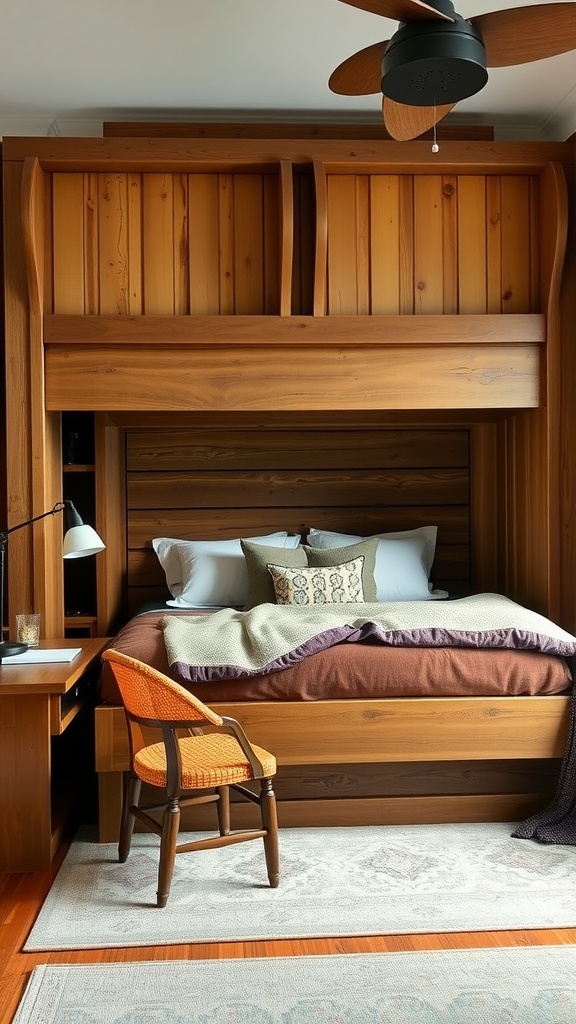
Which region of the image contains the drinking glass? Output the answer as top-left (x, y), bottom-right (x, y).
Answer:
top-left (16, 613), bottom-right (41, 647)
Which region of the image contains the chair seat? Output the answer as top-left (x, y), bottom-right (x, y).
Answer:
top-left (134, 731), bottom-right (277, 789)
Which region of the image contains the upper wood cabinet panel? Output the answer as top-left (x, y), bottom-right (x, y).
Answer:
top-left (49, 166), bottom-right (293, 316)
top-left (315, 169), bottom-right (540, 316)
top-left (45, 161), bottom-right (559, 321)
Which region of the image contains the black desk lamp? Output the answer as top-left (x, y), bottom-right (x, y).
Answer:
top-left (0, 500), bottom-right (106, 660)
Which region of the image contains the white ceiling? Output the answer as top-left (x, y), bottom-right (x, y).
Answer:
top-left (2, 0), bottom-right (576, 140)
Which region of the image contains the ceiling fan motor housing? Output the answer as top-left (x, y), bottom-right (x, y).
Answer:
top-left (382, 14), bottom-right (488, 106)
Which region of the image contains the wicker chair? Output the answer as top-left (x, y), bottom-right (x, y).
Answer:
top-left (101, 649), bottom-right (279, 907)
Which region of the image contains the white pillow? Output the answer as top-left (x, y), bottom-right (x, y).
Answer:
top-left (305, 526), bottom-right (447, 601)
top-left (153, 533), bottom-right (301, 608)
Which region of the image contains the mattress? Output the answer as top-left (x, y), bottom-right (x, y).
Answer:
top-left (98, 609), bottom-right (573, 705)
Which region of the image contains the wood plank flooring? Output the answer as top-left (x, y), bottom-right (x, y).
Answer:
top-left (2, 840), bottom-right (576, 1024)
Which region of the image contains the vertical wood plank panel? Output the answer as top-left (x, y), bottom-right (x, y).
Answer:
top-left (95, 414), bottom-right (126, 635)
top-left (188, 174), bottom-right (220, 314)
top-left (442, 175), bottom-right (458, 315)
top-left (525, 409), bottom-right (549, 610)
top-left (529, 176), bottom-right (540, 313)
top-left (496, 417), bottom-right (509, 595)
top-left (142, 173), bottom-right (175, 314)
top-left (370, 175), bottom-right (400, 314)
top-left (507, 409), bottom-right (550, 614)
top-left (173, 173), bottom-right (189, 315)
top-left (52, 174), bottom-right (84, 313)
top-left (41, 412), bottom-right (65, 637)
top-left (356, 175), bottom-right (370, 315)
top-left (43, 173), bottom-right (54, 314)
top-left (20, 161), bottom-right (64, 637)
top-left (558, 169), bottom-right (576, 631)
top-left (399, 176), bottom-right (414, 314)
top-left (292, 172), bottom-right (315, 316)
top-left (413, 176), bottom-right (444, 313)
top-left (299, 173), bottom-right (315, 316)
top-left (470, 422), bottom-right (498, 592)
top-left (501, 176), bottom-right (531, 314)
top-left (83, 173), bottom-right (99, 315)
top-left (5, 161), bottom-right (34, 629)
top-left (505, 413), bottom-right (518, 597)
top-left (233, 174), bottom-right (264, 314)
top-left (313, 162), bottom-right (328, 316)
top-left (98, 173), bottom-right (129, 315)
top-left (486, 176), bottom-right (502, 313)
top-left (327, 175), bottom-right (358, 314)
top-left (218, 173), bottom-right (235, 315)
top-left (291, 173), bottom-right (304, 315)
top-left (127, 173), bottom-right (143, 315)
top-left (457, 176), bottom-right (487, 313)
top-left (263, 173), bottom-right (280, 314)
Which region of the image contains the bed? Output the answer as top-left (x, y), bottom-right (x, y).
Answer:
top-left (2, 135), bottom-right (574, 847)
top-left (94, 527), bottom-right (575, 842)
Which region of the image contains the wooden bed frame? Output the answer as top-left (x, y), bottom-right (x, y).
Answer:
top-left (92, 416), bottom-right (570, 840)
top-left (3, 131), bottom-right (576, 841)
top-left (95, 692), bottom-right (571, 840)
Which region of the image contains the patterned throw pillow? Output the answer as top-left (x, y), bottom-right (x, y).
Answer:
top-left (267, 557), bottom-right (366, 605)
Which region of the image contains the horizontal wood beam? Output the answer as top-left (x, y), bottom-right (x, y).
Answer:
top-left (2, 137), bottom-right (571, 173)
top-left (95, 696), bottom-right (570, 772)
top-left (44, 313), bottom-right (545, 346)
top-left (175, 792), bottom-right (549, 829)
top-left (45, 343), bottom-right (541, 411)
top-left (102, 120), bottom-right (496, 142)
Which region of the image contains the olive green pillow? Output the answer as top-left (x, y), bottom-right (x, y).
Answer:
top-left (241, 541), bottom-right (307, 608)
top-left (241, 536), bottom-right (378, 608)
top-left (304, 539), bottom-right (378, 603)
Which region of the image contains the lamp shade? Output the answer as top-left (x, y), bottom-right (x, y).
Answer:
top-left (63, 523), bottom-right (106, 559)
top-left (0, 499), bottom-right (106, 661)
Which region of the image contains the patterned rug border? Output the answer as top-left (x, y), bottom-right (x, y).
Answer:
top-left (13, 946), bottom-right (576, 1024)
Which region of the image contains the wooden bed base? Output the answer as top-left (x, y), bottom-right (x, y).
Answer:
top-left (95, 693), bottom-right (571, 842)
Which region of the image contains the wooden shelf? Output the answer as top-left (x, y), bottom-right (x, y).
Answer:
top-left (65, 615), bottom-right (98, 638)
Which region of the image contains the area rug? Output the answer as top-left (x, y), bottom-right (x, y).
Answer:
top-left (24, 822), bottom-right (576, 951)
top-left (13, 946), bottom-right (576, 1023)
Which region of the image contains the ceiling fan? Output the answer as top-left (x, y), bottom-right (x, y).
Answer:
top-left (328, 0), bottom-right (576, 140)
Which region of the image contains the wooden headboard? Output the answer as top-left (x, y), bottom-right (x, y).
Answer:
top-left (100, 410), bottom-right (502, 620)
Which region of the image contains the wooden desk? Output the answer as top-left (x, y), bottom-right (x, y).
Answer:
top-left (0, 638), bottom-right (109, 872)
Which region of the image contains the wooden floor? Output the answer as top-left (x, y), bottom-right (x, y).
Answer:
top-left (2, 840), bottom-right (576, 1024)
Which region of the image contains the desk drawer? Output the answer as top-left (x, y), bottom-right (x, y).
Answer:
top-left (50, 663), bottom-right (100, 735)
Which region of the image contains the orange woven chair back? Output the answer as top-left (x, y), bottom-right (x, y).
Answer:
top-left (101, 649), bottom-right (223, 726)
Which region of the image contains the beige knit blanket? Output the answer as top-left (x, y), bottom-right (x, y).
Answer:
top-left (162, 593), bottom-right (576, 683)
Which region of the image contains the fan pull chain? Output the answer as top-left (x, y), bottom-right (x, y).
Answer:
top-left (432, 106), bottom-right (439, 154)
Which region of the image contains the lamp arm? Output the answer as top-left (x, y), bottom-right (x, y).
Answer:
top-left (0, 501), bottom-right (67, 546)
top-left (0, 502), bottom-right (67, 643)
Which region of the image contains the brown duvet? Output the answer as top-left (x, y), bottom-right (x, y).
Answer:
top-left (98, 609), bottom-right (573, 705)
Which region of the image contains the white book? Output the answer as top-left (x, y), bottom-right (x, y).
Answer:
top-left (1, 647), bottom-right (83, 665)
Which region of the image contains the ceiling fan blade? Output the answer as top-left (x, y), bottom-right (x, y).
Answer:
top-left (329, 41), bottom-right (389, 95)
top-left (337, 0), bottom-right (453, 22)
top-left (383, 96), bottom-right (456, 140)
top-left (471, 3), bottom-right (576, 67)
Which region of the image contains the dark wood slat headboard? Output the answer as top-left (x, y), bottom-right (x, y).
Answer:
top-left (124, 423), bottom-right (478, 615)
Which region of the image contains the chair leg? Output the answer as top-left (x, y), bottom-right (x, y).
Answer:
top-left (259, 777), bottom-right (280, 888)
top-left (118, 772), bottom-right (141, 863)
top-left (156, 799), bottom-right (180, 908)
top-left (216, 785), bottom-right (231, 835)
